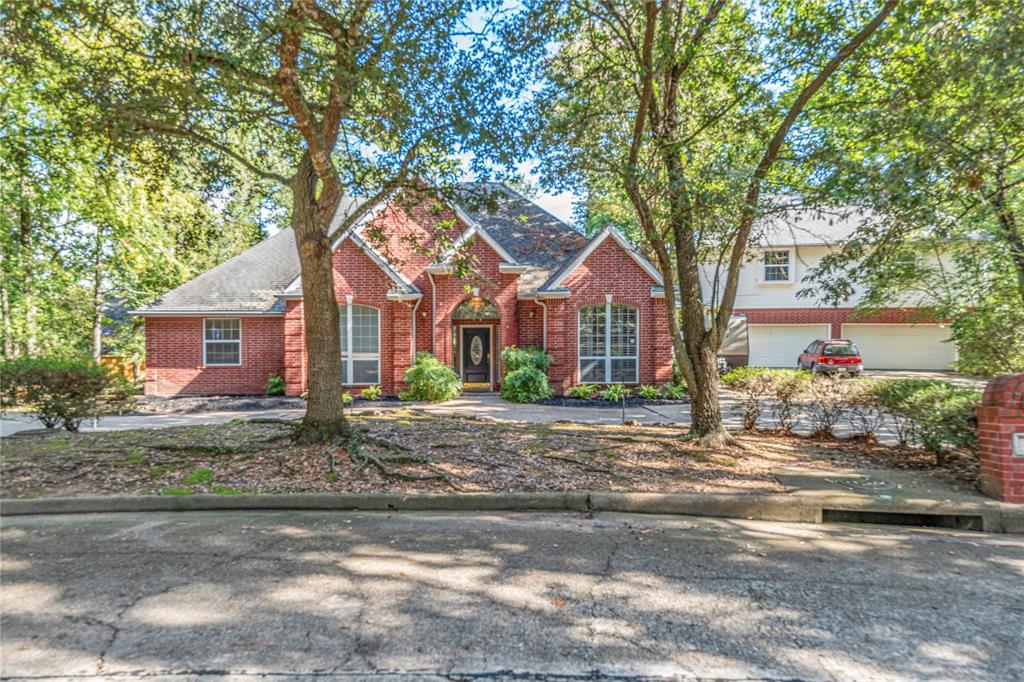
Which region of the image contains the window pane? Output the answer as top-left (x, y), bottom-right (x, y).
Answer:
top-left (351, 305), bottom-right (379, 353)
top-left (352, 358), bottom-right (379, 384)
top-left (338, 306), bottom-right (348, 353)
top-left (578, 305), bottom-right (605, 357)
top-left (580, 359), bottom-right (605, 383)
top-left (611, 358), bottom-right (637, 383)
top-left (763, 251), bottom-right (790, 281)
top-left (609, 305), bottom-right (637, 356)
top-left (205, 319), bottom-right (240, 341)
top-left (205, 342), bottom-right (240, 365)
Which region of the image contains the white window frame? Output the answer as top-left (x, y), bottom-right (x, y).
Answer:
top-left (203, 318), bottom-right (242, 366)
top-left (761, 249), bottom-right (794, 284)
top-left (578, 302), bottom-right (639, 384)
top-left (340, 303), bottom-right (381, 385)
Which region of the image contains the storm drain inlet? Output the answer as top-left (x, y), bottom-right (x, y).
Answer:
top-left (822, 509), bottom-right (985, 531)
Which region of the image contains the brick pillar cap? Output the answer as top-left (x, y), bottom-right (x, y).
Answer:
top-left (982, 373), bottom-right (1024, 409)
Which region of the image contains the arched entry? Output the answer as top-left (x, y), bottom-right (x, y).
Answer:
top-left (453, 296), bottom-right (499, 390)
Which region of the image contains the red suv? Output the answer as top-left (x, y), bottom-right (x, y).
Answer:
top-left (797, 339), bottom-right (863, 375)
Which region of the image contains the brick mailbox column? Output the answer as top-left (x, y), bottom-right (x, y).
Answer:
top-left (977, 373), bottom-right (1024, 503)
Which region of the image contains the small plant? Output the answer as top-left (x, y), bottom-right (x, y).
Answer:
top-left (212, 485), bottom-right (246, 495)
top-left (160, 487), bottom-right (194, 496)
top-left (600, 384), bottom-right (629, 401)
top-left (661, 383), bottom-right (687, 400)
top-left (400, 352), bottom-right (462, 402)
top-left (768, 370), bottom-right (810, 433)
top-left (300, 389), bottom-right (309, 400)
top-left (265, 374), bottom-right (285, 396)
top-left (342, 391), bottom-right (354, 406)
top-left (501, 346), bottom-right (553, 374)
top-left (361, 384), bottom-right (382, 401)
top-left (721, 367), bottom-right (773, 430)
top-left (804, 375), bottom-right (851, 438)
top-left (636, 385), bottom-right (661, 400)
top-left (567, 384), bottom-right (599, 399)
top-left (501, 367), bottom-right (554, 403)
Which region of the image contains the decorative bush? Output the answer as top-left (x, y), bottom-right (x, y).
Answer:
top-left (803, 375), bottom-right (853, 438)
top-left (721, 367), bottom-right (809, 432)
top-left (342, 391), bottom-right (354, 406)
top-left (600, 384), bottom-right (629, 402)
top-left (400, 352), bottom-right (462, 402)
top-left (870, 379), bottom-right (981, 461)
top-left (501, 366), bottom-right (554, 403)
top-left (660, 383), bottom-right (686, 400)
top-left (0, 357), bottom-right (135, 431)
top-left (720, 367), bottom-right (775, 430)
top-left (501, 346), bottom-right (553, 374)
top-left (567, 384), bottom-right (600, 399)
top-left (636, 384), bottom-right (661, 399)
top-left (767, 370), bottom-right (810, 433)
top-left (265, 374), bottom-right (285, 396)
top-left (361, 384), bottom-right (382, 401)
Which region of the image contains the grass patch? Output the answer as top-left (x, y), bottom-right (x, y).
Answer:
top-left (183, 468), bottom-right (214, 485)
top-left (212, 485), bottom-right (247, 495)
top-left (160, 487), bottom-right (194, 496)
top-left (148, 465), bottom-right (174, 478)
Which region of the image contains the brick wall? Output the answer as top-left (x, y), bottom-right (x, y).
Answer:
top-left (144, 316), bottom-right (284, 396)
top-left (516, 300), bottom-right (545, 349)
top-left (977, 373), bottom-right (1024, 504)
top-left (737, 307), bottom-right (939, 338)
top-left (546, 238), bottom-right (672, 393)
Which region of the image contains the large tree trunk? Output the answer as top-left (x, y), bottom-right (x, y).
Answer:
top-left (290, 155), bottom-right (351, 443)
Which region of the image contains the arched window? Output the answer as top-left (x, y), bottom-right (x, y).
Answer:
top-left (453, 297), bottom-right (500, 320)
top-left (578, 303), bottom-right (638, 384)
top-left (339, 304), bottom-right (380, 384)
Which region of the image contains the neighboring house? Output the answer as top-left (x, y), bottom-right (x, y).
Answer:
top-left (135, 184), bottom-right (674, 397)
top-left (703, 206), bottom-right (958, 370)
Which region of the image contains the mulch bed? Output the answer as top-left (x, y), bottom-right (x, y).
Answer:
top-left (0, 410), bottom-right (978, 499)
top-left (132, 395), bottom-right (405, 415)
top-left (538, 396), bottom-right (689, 408)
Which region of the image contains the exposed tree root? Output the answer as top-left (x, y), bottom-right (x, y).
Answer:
top-left (247, 417), bottom-right (303, 426)
top-left (681, 429), bottom-right (747, 450)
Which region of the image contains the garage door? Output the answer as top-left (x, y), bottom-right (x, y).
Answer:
top-left (748, 324), bottom-right (831, 368)
top-left (841, 324), bottom-right (957, 370)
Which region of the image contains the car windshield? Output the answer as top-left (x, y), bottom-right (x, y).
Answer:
top-left (823, 343), bottom-right (859, 357)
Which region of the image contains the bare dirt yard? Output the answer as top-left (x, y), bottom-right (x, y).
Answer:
top-left (0, 409), bottom-right (977, 498)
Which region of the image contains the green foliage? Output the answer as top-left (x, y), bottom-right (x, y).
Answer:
top-left (567, 384), bottom-right (600, 399)
top-left (870, 379), bottom-right (981, 456)
top-left (265, 375), bottom-right (285, 396)
top-left (949, 301), bottom-right (1024, 376)
top-left (501, 346), bottom-right (553, 374)
top-left (0, 357), bottom-right (134, 431)
top-left (721, 367), bottom-right (810, 431)
top-left (600, 384), bottom-right (629, 402)
top-left (400, 352), bottom-right (462, 403)
top-left (361, 384), bottom-right (382, 401)
top-left (501, 367), bottom-right (554, 403)
top-left (636, 385), bottom-right (661, 399)
top-left (661, 383), bottom-right (687, 400)
top-left (342, 392), bottom-right (354, 406)
top-left (183, 468), bottom-right (214, 485)
top-left (160, 487), bottom-right (194, 496)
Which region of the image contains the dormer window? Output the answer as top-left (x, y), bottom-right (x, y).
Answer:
top-left (762, 250), bottom-right (792, 282)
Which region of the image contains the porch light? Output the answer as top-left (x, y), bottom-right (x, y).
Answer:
top-left (470, 287), bottom-right (483, 310)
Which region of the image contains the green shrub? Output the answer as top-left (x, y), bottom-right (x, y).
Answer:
top-left (501, 367), bottom-right (554, 403)
top-left (600, 384), bottom-right (629, 401)
top-left (342, 391), bottom-right (354, 406)
top-left (265, 374), bottom-right (285, 395)
top-left (661, 383), bottom-right (687, 400)
top-left (567, 384), bottom-right (599, 399)
top-left (0, 357), bottom-right (134, 431)
top-left (400, 352), bottom-right (462, 402)
top-left (636, 385), bottom-right (661, 400)
top-left (721, 367), bottom-right (809, 431)
top-left (361, 384), bottom-right (382, 401)
top-left (501, 346), bottom-right (553, 374)
top-left (870, 379), bottom-right (981, 458)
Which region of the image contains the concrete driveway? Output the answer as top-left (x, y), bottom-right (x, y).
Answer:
top-left (2, 510), bottom-right (1022, 680)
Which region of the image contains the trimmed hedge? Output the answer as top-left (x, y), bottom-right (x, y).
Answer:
top-left (501, 366), bottom-right (554, 403)
top-left (0, 357), bottom-right (135, 431)
top-left (501, 346), bottom-right (552, 374)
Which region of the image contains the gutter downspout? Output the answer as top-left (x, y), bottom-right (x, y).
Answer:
top-left (535, 298), bottom-right (548, 352)
top-left (426, 271), bottom-right (437, 355)
top-left (409, 297), bottom-right (422, 364)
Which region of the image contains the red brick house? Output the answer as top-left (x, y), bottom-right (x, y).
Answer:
top-left (136, 185), bottom-right (674, 397)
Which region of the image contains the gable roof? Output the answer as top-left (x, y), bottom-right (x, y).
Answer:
top-left (540, 226), bottom-right (663, 293)
top-left (754, 203), bottom-right (882, 248)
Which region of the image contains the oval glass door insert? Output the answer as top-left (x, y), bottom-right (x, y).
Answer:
top-left (470, 335), bottom-right (484, 365)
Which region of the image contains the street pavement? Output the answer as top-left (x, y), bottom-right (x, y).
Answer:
top-left (2, 510), bottom-right (1022, 680)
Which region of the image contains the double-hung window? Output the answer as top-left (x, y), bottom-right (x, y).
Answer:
top-left (578, 303), bottom-right (638, 384)
top-left (762, 250), bottom-right (792, 282)
top-left (204, 319), bottom-right (241, 365)
top-left (340, 303), bottom-right (380, 384)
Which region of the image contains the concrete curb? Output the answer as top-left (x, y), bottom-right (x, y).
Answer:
top-left (3, 492), bottom-right (1022, 533)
